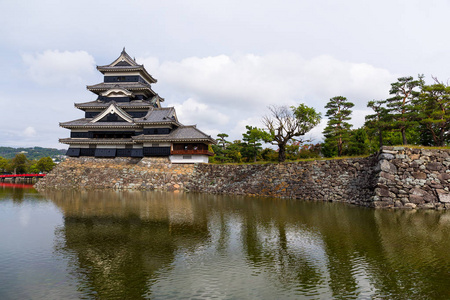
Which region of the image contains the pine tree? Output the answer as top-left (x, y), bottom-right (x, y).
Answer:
top-left (365, 100), bottom-right (389, 148)
top-left (416, 78), bottom-right (450, 146)
top-left (322, 96), bottom-right (354, 157)
top-left (385, 76), bottom-right (423, 145)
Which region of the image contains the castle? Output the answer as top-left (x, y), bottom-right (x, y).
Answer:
top-left (60, 49), bottom-right (215, 163)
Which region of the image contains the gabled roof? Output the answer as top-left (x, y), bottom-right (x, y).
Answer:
top-left (101, 87), bottom-right (133, 97)
top-left (105, 48), bottom-right (139, 67)
top-left (96, 48), bottom-right (157, 83)
top-left (91, 102), bottom-right (134, 123)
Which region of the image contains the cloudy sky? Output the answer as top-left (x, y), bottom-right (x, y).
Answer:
top-left (1, 0), bottom-right (450, 149)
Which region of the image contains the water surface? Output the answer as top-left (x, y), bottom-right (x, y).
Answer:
top-left (1, 184), bottom-right (450, 299)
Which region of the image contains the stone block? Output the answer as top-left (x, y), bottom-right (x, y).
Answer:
top-left (419, 203), bottom-right (435, 209)
top-left (375, 187), bottom-right (391, 197)
top-left (438, 173), bottom-right (450, 181)
top-left (379, 153), bottom-right (395, 160)
top-left (438, 193), bottom-right (450, 203)
top-left (412, 172), bottom-right (427, 180)
top-left (379, 160), bottom-right (398, 174)
top-left (421, 150), bottom-right (433, 156)
top-left (427, 162), bottom-right (442, 171)
top-left (379, 171), bottom-right (395, 181)
top-left (409, 194), bottom-right (423, 204)
top-left (410, 187), bottom-right (426, 196)
top-left (410, 154), bottom-right (420, 160)
top-left (382, 149), bottom-right (397, 154)
top-left (404, 203), bottom-right (417, 209)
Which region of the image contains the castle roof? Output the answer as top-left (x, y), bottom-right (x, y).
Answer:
top-left (59, 138), bottom-right (135, 145)
top-left (60, 118), bottom-right (141, 129)
top-left (133, 126), bottom-right (216, 143)
top-left (91, 102), bottom-right (134, 123)
top-left (135, 107), bottom-right (179, 124)
top-left (96, 48), bottom-right (157, 83)
top-left (86, 82), bottom-right (157, 96)
top-left (74, 100), bottom-right (155, 110)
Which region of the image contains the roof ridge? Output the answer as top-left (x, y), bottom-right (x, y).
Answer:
top-left (97, 48), bottom-right (140, 68)
top-left (90, 102), bottom-right (134, 123)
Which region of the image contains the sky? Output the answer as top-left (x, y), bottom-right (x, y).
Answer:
top-left (1, 0), bottom-right (450, 149)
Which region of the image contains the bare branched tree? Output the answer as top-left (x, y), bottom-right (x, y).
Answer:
top-left (262, 104), bottom-right (321, 162)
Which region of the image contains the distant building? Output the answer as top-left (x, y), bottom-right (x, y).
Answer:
top-left (60, 49), bottom-right (215, 163)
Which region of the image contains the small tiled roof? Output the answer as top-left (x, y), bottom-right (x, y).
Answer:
top-left (60, 118), bottom-right (141, 129)
top-left (135, 107), bottom-right (178, 124)
top-left (87, 82), bottom-right (156, 96)
top-left (59, 138), bottom-right (135, 145)
top-left (75, 100), bottom-right (154, 109)
top-left (133, 126), bottom-right (216, 144)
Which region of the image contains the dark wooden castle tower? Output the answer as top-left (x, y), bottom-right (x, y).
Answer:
top-left (60, 49), bottom-right (215, 163)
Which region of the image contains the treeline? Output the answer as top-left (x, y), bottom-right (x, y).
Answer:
top-left (212, 75), bottom-right (450, 163)
top-left (0, 147), bottom-right (66, 160)
top-left (0, 154), bottom-right (56, 174)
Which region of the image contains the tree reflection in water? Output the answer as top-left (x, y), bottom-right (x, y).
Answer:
top-left (39, 190), bottom-right (450, 299)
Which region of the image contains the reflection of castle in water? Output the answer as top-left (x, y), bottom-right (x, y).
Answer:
top-left (48, 190), bottom-right (210, 299)
top-left (42, 190), bottom-right (450, 299)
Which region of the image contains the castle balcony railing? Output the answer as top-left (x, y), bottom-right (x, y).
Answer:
top-left (171, 150), bottom-right (214, 156)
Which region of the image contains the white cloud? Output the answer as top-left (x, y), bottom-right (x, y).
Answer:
top-left (22, 127), bottom-right (37, 137)
top-left (141, 52), bottom-right (396, 141)
top-left (22, 50), bottom-right (96, 86)
top-left (173, 98), bottom-right (229, 126)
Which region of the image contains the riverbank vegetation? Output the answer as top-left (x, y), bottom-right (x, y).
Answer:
top-left (211, 75), bottom-right (450, 163)
top-left (0, 153), bottom-right (56, 174)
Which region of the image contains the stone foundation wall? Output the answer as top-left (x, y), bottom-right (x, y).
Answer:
top-left (373, 146), bottom-right (450, 209)
top-left (187, 156), bottom-right (378, 207)
top-left (35, 147), bottom-right (450, 209)
top-left (35, 157), bottom-right (195, 191)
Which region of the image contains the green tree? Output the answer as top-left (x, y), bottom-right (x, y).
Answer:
top-left (262, 104), bottom-right (321, 162)
top-left (385, 75), bottom-right (424, 145)
top-left (36, 157), bottom-right (56, 173)
top-left (241, 126), bottom-right (271, 162)
top-left (216, 133), bottom-right (230, 149)
top-left (322, 96), bottom-right (354, 157)
top-left (260, 148), bottom-right (278, 162)
top-left (224, 141), bottom-right (242, 163)
top-left (365, 100), bottom-right (389, 148)
top-left (416, 78), bottom-right (450, 146)
top-left (347, 128), bottom-right (370, 156)
top-left (11, 153), bottom-right (29, 174)
top-left (0, 157), bottom-right (8, 173)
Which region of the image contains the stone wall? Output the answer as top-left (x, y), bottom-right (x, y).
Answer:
top-left (35, 147), bottom-right (450, 209)
top-left (35, 157), bottom-right (195, 191)
top-left (373, 146), bottom-right (450, 209)
top-left (187, 156), bottom-right (378, 207)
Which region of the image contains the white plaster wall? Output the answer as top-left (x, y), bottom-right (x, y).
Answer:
top-left (169, 155), bottom-right (208, 164)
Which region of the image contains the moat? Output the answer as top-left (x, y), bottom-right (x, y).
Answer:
top-left (1, 184), bottom-right (450, 299)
